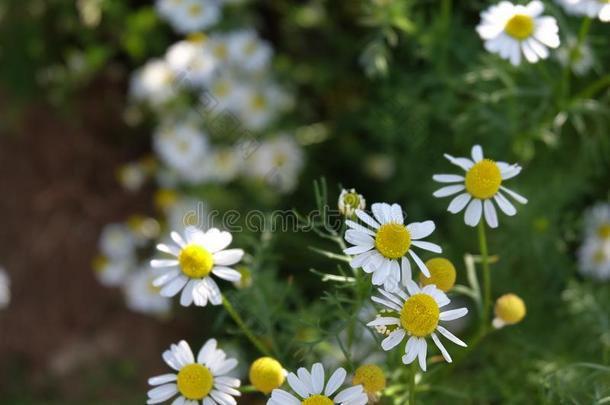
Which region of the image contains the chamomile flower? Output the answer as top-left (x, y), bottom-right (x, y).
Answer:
top-left (99, 223), bottom-right (136, 261)
top-left (153, 123), bottom-right (210, 177)
top-left (116, 162), bottom-right (147, 192)
top-left (0, 267), bottom-right (10, 309)
top-left (151, 226), bottom-right (244, 307)
top-left (493, 293), bottom-right (527, 328)
top-left (433, 145), bottom-right (527, 228)
top-left (155, 0), bottom-right (185, 21)
top-left (583, 203), bottom-right (610, 241)
top-left (130, 59), bottom-right (176, 107)
top-left (93, 255), bottom-right (134, 287)
top-left (166, 38), bottom-right (217, 87)
top-left (163, 0), bottom-right (221, 34)
top-left (556, 37), bottom-right (594, 76)
top-left (227, 30), bottom-right (273, 73)
top-left (556, 0), bottom-right (610, 22)
top-left (577, 237), bottom-right (610, 281)
top-left (338, 188), bottom-right (366, 217)
top-left (206, 75), bottom-right (242, 111)
top-left (343, 202), bottom-right (442, 289)
top-left (368, 282), bottom-right (468, 371)
top-left (147, 339), bottom-right (241, 404)
top-left (208, 147), bottom-right (242, 183)
top-left (123, 267), bottom-right (172, 317)
top-left (477, 1), bottom-right (560, 66)
top-left (247, 136), bottom-right (304, 193)
top-left (267, 363), bottom-right (368, 405)
top-left (237, 84), bottom-right (286, 131)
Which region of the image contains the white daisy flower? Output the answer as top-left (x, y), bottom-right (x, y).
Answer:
top-left (343, 202), bottom-right (442, 289)
top-left (205, 75), bottom-right (243, 112)
top-left (578, 237), bottom-right (610, 281)
top-left (227, 29), bottom-right (273, 73)
top-left (556, 0), bottom-right (610, 22)
top-left (208, 147), bottom-right (242, 183)
top-left (367, 282), bottom-right (468, 371)
top-left (0, 267), bottom-right (10, 309)
top-left (99, 223), bottom-right (136, 261)
top-left (432, 144), bottom-right (527, 228)
top-left (123, 267), bottom-right (172, 317)
top-left (267, 363), bottom-right (368, 405)
top-left (130, 59), bottom-right (176, 107)
top-left (583, 203), bottom-right (610, 241)
top-left (166, 38), bottom-right (217, 87)
top-left (147, 339), bottom-right (241, 404)
top-left (155, 0), bottom-right (185, 21)
top-left (477, 1), bottom-right (560, 66)
top-left (151, 226), bottom-right (244, 307)
top-left (153, 123), bottom-right (210, 177)
top-left (236, 84), bottom-right (288, 131)
top-left (207, 33), bottom-right (232, 65)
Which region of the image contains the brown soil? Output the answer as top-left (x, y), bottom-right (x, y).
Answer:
top-left (0, 82), bottom-right (196, 403)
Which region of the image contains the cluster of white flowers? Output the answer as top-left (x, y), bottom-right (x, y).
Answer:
top-left (128, 10), bottom-right (302, 193)
top-left (578, 203), bottom-right (610, 281)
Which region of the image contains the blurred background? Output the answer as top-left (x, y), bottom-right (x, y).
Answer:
top-left (1, 0), bottom-right (609, 403)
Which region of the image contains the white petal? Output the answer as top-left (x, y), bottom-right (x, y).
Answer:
top-left (437, 325), bottom-right (467, 347)
top-left (432, 174), bottom-right (464, 183)
top-left (213, 249), bottom-right (244, 266)
top-left (402, 336), bottom-right (419, 364)
top-left (405, 279), bottom-right (421, 296)
top-left (417, 338), bottom-right (428, 372)
top-left (287, 372), bottom-right (310, 398)
top-left (381, 328), bottom-right (406, 351)
top-left (494, 192), bottom-right (517, 216)
top-left (311, 363), bottom-right (325, 394)
top-left (483, 200), bottom-right (499, 229)
top-left (433, 184), bottom-right (465, 198)
top-left (367, 317), bottom-right (400, 327)
top-left (151, 259), bottom-right (179, 268)
top-left (345, 220), bottom-right (376, 236)
top-left (334, 385), bottom-right (365, 403)
top-left (324, 368), bottom-right (346, 396)
top-left (170, 231), bottom-right (186, 248)
top-left (401, 256), bottom-right (412, 286)
top-left (355, 209), bottom-right (380, 229)
top-left (157, 243), bottom-right (180, 257)
top-left (160, 275), bottom-right (188, 297)
top-left (270, 389), bottom-right (300, 404)
top-left (439, 308), bottom-right (469, 321)
top-left (447, 193), bottom-right (471, 214)
top-left (197, 338), bottom-right (218, 364)
top-left (464, 199), bottom-right (483, 227)
top-left (411, 241), bottom-right (442, 254)
top-left (148, 374), bottom-right (177, 386)
top-left (344, 244), bottom-right (374, 256)
top-left (431, 333), bottom-right (452, 363)
top-left (180, 279), bottom-right (197, 306)
top-left (390, 203), bottom-right (404, 223)
top-left (443, 154), bottom-right (474, 171)
top-left (212, 267), bottom-right (241, 282)
top-left (500, 186), bottom-right (528, 204)
top-left (407, 221), bottom-right (435, 240)
top-left (471, 145), bottom-right (484, 162)
top-left (409, 250), bottom-right (430, 278)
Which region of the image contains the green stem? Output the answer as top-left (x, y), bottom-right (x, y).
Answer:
top-left (222, 295), bottom-right (272, 357)
top-left (409, 362), bottom-right (417, 405)
top-left (477, 221), bottom-right (491, 326)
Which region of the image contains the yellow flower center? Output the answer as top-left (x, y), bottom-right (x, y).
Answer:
top-left (213, 44), bottom-right (228, 59)
top-left (495, 294), bottom-right (526, 325)
top-left (187, 32), bottom-right (207, 43)
top-left (343, 193), bottom-right (362, 210)
top-left (597, 224), bottom-right (610, 239)
top-left (213, 81), bottom-right (230, 97)
top-left (249, 357), bottom-right (285, 394)
top-left (504, 14), bottom-right (534, 40)
top-left (400, 293), bottom-right (440, 337)
top-left (154, 189), bottom-right (178, 211)
top-left (419, 258), bottom-right (457, 292)
top-left (375, 223), bottom-right (411, 259)
top-left (465, 159), bottom-right (502, 199)
top-left (302, 395), bottom-right (334, 405)
top-left (594, 249), bottom-right (606, 264)
top-left (179, 244), bottom-right (214, 278)
top-left (353, 364), bottom-right (386, 394)
top-left (251, 94), bottom-right (267, 111)
top-left (188, 4), bottom-right (203, 16)
top-left (177, 363), bottom-right (214, 400)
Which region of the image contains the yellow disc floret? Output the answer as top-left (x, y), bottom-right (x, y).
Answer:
top-left (597, 224), bottom-right (610, 239)
top-left (353, 364), bottom-right (386, 394)
top-left (504, 14), bottom-right (534, 40)
top-left (420, 258), bottom-right (457, 292)
top-left (375, 223), bottom-right (411, 259)
top-left (177, 363), bottom-right (214, 400)
top-left (249, 357), bottom-right (285, 394)
top-left (400, 293), bottom-right (440, 337)
top-left (179, 244), bottom-right (214, 278)
top-left (465, 159), bottom-right (502, 200)
top-left (494, 294), bottom-right (526, 325)
top-left (302, 395), bottom-right (334, 405)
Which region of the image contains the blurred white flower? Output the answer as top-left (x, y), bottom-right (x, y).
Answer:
top-left (165, 38), bottom-right (217, 87)
top-left (130, 59), bottom-right (176, 107)
top-left (236, 84), bottom-right (291, 131)
top-left (583, 203), bottom-right (610, 241)
top-left (158, 0), bottom-right (222, 34)
top-left (153, 123), bottom-right (210, 177)
top-left (247, 136), bottom-right (304, 193)
top-left (578, 238), bottom-right (610, 281)
top-left (93, 255), bottom-right (135, 287)
top-left (205, 75), bottom-right (243, 112)
top-left (99, 223), bottom-right (136, 261)
top-left (228, 29), bottom-right (273, 73)
top-left (556, 0), bottom-right (610, 22)
top-left (477, 1), bottom-right (560, 66)
top-left (166, 197), bottom-right (210, 231)
top-left (116, 162), bottom-right (147, 192)
top-left (209, 147), bottom-right (242, 183)
top-left (556, 37), bottom-right (594, 76)
top-left (123, 267), bottom-right (172, 316)
top-left (0, 268), bottom-right (10, 309)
